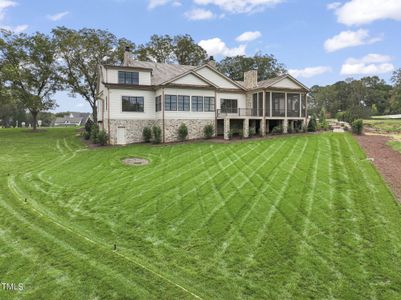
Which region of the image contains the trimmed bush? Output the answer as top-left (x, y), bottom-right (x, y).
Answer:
top-left (178, 123), bottom-right (188, 142)
top-left (271, 125), bottom-right (283, 135)
top-left (97, 130), bottom-right (108, 146)
top-left (85, 118), bottom-right (94, 134)
top-left (352, 119), bottom-right (363, 135)
top-left (203, 124), bottom-right (214, 139)
top-left (228, 129), bottom-right (235, 139)
top-left (152, 125), bottom-right (162, 144)
top-left (142, 126), bottom-right (152, 143)
top-left (90, 124), bottom-right (99, 143)
top-left (248, 127), bottom-right (256, 137)
top-left (83, 131), bottom-right (90, 140)
top-left (307, 115), bottom-right (318, 132)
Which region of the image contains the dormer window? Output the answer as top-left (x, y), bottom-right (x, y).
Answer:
top-left (118, 71), bottom-right (139, 85)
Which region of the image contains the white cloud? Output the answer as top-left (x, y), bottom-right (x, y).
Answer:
top-left (0, 0), bottom-right (17, 21)
top-left (327, 2), bottom-right (342, 10)
top-left (193, 0), bottom-right (283, 14)
top-left (184, 8), bottom-right (215, 20)
top-left (324, 29), bottom-right (382, 52)
top-left (235, 31), bottom-right (262, 42)
top-left (198, 37), bottom-right (246, 57)
top-left (341, 53), bottom-right (395, 75)
top-left (47, 11), bottom-right (69, 21)
top-left (289, 66), bottom-right (332, 78)
top-left (332, 0), bottom-right (401, 25)
top-left (148, 0), bottom-right (178, 9)
top-left (0, 24), bottom-right (28, 33)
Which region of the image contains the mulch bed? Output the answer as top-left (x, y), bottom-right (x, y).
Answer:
top-left (356, 134), bottom-right (401, 202)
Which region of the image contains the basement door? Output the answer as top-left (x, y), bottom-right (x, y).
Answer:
top-left (117, 127), bottom-right (126, 145)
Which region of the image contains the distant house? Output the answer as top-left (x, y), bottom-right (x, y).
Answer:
top-left (54, 112), bottom-right (91, 127)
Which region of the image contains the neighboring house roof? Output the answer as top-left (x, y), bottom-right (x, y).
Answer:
top-left (54, 112), bottom-right (91, 125)
top-left (127, 60), bottom-right (196, 86)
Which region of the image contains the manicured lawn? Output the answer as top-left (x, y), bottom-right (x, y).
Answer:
top-left (2, 128), bottom-right (401, 299)
top-left (364, 119), bottom-right (401, 133)
top-left (389, 140), bottom-right (401, 153)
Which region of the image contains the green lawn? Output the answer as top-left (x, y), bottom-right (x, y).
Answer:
top-left (364, 119), bottom-right (401, 133)
top-left (1, 128), bottom-right (401, 299)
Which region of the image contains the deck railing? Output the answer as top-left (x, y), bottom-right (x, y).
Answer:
top-left (217, 108), bottom-right (263, 117)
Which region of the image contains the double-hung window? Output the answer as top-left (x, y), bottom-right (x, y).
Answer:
top-left (192, 96), bottom-right (204, 112)
top-left (118, 71), bottom-right (139, 85)
top-left (122, 96), bottom-right (144, 112)
top-left (165, 95), bottom-right (177, 111)
top-left (204, 97), bottom-right (215, 112)
top-left (178, 95), bottom-right (190, 111)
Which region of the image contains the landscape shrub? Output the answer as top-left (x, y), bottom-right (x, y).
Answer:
top-left (307, 115), bottom-right (318, 132)
top-left (271, 125), bottom-right (283, 135)
top-left (320, 120), bottom-right (329, 131)
top-left (85, 118), bottom-right (94, 134)
top-left (228, 129), bottom-right (234, 139)
top-left (90, 124), bottom-right (99, 143)
top-left (178, 123), bottom-right (188, 142)
top-left (203, 124), bottom-right (214, 139)
top-left (287, 127), bottom-right (293, 134)
top-left (83, 131), bottom-right (91, 140)
top-left (97, 130), bottom-right (108, 146)
top-left (238, 129), bottom-right (244, 139)
top-left (248, 127), bottom-right (256, 137)
top-left (142, 126), bottom-right (152, 143)
top-left (152, 125), bottom-right (162, 144)
top-left (352, 119), bottom-right (364, 135)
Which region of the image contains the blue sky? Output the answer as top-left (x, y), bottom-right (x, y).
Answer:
top-left (1, 0), bottom-right (401, 112)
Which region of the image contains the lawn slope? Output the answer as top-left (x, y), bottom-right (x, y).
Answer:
top-left (1, 128), bottom-right (401, 299)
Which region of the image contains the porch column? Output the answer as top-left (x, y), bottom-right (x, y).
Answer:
top-left (283, 118), bottom-right (288, 134)
top-left (261, 118), bottom-right (266, 136)
top-left (243, 118), bottom-right (249, 138)
top-left (224, 118), bottom-right (230, 140)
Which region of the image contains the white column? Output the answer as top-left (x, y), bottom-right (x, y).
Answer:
top-left (299, 93), bottom-right (302, 118)
top-left (243, 118), bottom-right (249, 138)
top-left (224, 118), bottom-right (230, 140)
top-left (283, 118), bottom-right (288, 134)
top-left (270, 92), bottom-right (272, 118)
top-left (285, 92), bottom-right (288, 118)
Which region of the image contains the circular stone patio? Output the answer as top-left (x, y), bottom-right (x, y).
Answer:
top-left (122, 157), bottom-right (149, 166)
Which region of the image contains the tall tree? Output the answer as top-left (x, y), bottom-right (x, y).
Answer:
top-left (173, 34), bottom-right (207, 66)
top-left (138, 34), bottom-right (174, 63)
top-left (390, 68), bottom-right (401, 113)
top-left (53, 27), bottom-right (133, 122)
top-left (0, 31), bottom-right (60, 130)
top-left (217, 53), bottom-right (287, 81)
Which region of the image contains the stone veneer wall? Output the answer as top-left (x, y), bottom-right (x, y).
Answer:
top-left (109, 119), bottom-right (160, 144)
top-left (164, 119), bottom-right (215, 142)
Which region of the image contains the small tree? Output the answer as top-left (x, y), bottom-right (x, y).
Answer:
top-left (352, 119), bottom-right (364, 135)
top-left (142, 126), bottom-right (152, 143)
top-left (85, 118), bottom-right (94, 134)
top-left (248, 127), bottom-right (256, 137)
top-left (203, 124), bottom-right (214, 139)
top-left (90, 124), bottom-right (99, 143)
top-left (307, 115), bottom-right (318, 132)
top-left (97, 130), bottom-right (108, 146)
top-left (152, 125), bottom-right (162, 144)
top-left (178, 123), bottom-right (188, 142)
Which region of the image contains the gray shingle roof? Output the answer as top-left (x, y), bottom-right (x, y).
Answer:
top-left (127, 60), bottom-right (196, 85)
top-left (54, 117), bottom-right (82, 124)
top-left (256, 75), bottom-right (288, 89)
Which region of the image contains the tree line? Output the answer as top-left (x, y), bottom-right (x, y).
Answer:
top-left (0, 27), bottom-right (286, 129)
top-left (309, 72), bottom-right (401, 122)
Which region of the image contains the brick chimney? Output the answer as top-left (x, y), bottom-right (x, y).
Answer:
top-left (123, 46), bottom-right (131, 66)
top-left (244, 70), bottom-right (258, 89)
top-left (207, 56), bottom-right (216, 68)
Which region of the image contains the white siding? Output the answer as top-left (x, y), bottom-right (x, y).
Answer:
top-left (172, 73), bottom-right (210, 86)
top-left (196, 67), bottom-right (240, 89)
top-left (106, 69), bottom-right (151, 85)
top-left (163, 87), bottom-right (215, 120)
top-left (271, 78), bottom-right (301, 89)
top-left (108, 88), bottom-right (156, 120)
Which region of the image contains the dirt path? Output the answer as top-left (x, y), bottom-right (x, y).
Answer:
top-left (356, 134), bottom-right (401, 202)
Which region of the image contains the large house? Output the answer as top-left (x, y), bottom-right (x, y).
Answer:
top-left (97, 49), bottom-right (309, 145)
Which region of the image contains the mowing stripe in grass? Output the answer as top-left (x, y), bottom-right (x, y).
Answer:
top-left (5, 177), bottom-right (204, 299)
